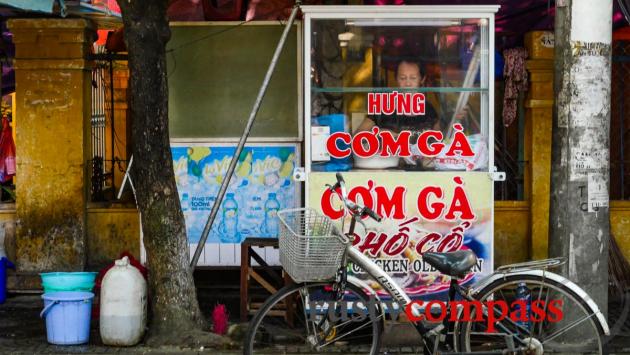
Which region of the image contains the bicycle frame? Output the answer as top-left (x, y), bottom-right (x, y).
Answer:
top-left (323, 174), bottom-right (608, 354)
top-left (345, 245), bottom-right (610, 354)
top-left (331, 180), bottom-right (451, 353)
top-left (346, 245), bottom-right (531, 354)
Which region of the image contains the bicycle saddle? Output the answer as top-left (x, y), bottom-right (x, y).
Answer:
top-left (422, 250), bottom-right (477, 278)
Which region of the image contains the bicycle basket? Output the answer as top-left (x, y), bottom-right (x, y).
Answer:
top-left (277, 208), bottom-right (347, 282)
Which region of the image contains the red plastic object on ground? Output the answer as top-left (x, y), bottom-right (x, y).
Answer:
top-left (203, 0), bottom-right (244, 21)
top-left (92, 251), bottom-right (147, 319)
top-left (212, 304), bottom-right (229, 335)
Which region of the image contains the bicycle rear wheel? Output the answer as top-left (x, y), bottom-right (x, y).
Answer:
top-left (455, 274), bottom-right (607, 354)
top-left (244, 282), bottom-right (383, 355)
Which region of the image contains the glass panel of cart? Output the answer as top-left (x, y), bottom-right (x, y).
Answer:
top-left (304, 8), bottom-right (497, 301)
top-left (309, 17), bottom-right (491, 173)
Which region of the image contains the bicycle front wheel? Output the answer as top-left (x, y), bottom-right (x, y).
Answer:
top-left (455, 274), bottom-right (607, 354)
top-left (244, 282), bottom-right (383, 355)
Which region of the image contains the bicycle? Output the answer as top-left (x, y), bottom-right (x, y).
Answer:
top-left (244, 173), bottom-right (610, 354)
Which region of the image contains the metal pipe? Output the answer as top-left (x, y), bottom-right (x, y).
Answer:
top-left (109, 57), bottom-right (116, 194)
top-left (501, 124), bottom-right (510, 200)
top-left (620, 59), bottom-right (625, 199)
top-left (190, 2), bottom-right (301, 268)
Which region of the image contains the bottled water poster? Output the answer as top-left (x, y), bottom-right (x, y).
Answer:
top-left (172, 144), bottom-right (299, 244)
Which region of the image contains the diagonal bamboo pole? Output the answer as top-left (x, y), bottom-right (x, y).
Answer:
top-left (190, 2), bottom-right (301, 268)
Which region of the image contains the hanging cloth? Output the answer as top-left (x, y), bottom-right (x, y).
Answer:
top-left (0, 116), bottom-right (16, 183)
top-left (502, 47), bottom-right (529, 127)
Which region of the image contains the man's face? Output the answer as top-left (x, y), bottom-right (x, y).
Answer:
top-left (396, 62), bottom-right (422, 88)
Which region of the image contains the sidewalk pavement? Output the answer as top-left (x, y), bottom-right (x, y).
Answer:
top-left (2, 294), bottom-right (630, 354)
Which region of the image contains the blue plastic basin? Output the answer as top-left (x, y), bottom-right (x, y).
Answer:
top-left (39, 272), bottom-right (97, 293)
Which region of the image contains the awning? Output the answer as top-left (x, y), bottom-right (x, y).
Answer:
top-left (0, 0), bottom-right (55, 14)
top-left (0, 0), bottom-right (121, 26)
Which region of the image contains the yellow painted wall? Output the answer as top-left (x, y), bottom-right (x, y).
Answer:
top-left (86, 205), bottom-right (140, 269)
top-left (524, 32), bottom-right (555, 260)
top-left (494, 201), bottom-right (530, 266)
top-left (1, 205), bottom-right (140, 271)
top-left (494, 198), bottom-right (630, 265)
top-left (9, 19), bottom-right (96, 271)
top-left (610, 201), bottom-right (630, 262)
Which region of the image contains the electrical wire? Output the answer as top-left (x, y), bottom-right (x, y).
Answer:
top-left (165, 19), bottom-right (252, 54)
top-left (168, 50), bottom-right (177, 79)
top-left (165, 19), bottom-right (258, 78)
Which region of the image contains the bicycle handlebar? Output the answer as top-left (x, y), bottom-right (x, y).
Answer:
top-left (329, 172), bottom-right (382, 223)
top-left (335, 172), bottom-right (345, 185)
top-left (363, 206), bottom-right (382, 222)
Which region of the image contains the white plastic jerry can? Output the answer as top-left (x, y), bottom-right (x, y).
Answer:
top-left (100, 256), bottom-right (147, 346)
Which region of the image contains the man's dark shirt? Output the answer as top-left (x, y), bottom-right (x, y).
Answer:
top-left (369, 103), bottom-right (441, 171)
top-left (371, 102), bottom-right (439, 133)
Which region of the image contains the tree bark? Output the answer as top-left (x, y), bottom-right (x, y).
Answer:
top-left (115, 0), bottom-right (226, 346)
top-left (549, 0), bottom-right (612, 316)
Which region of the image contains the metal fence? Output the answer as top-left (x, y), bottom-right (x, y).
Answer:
top-left (494, 84), bottom-right (526, 201)
top-left (494, 133), bottom-right (526, 201)
top-left (89, 46), bottom-right (128, 202)
top-left (91, 47), bottom-right (108, 170)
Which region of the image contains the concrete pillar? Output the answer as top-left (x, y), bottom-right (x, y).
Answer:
top-left (550, 0), bottom-right (612, 316)
top-left (8, 19), bottom-right (95, 271)
top-left (524, 31), bottom-right (555, 259)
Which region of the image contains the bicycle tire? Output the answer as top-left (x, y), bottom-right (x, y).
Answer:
top-left (244, 282), bottom-right (383, 355)
top-left (454, 274), bottom-right (607, 354)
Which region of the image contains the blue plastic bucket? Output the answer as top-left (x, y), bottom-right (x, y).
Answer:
top-left (0, 257), bottom-right (14, 304)
top-left (40, 292), bottom-right (94, 345)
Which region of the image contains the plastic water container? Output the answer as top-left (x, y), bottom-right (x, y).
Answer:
top-left (40, 292), bottom-right (94, 345)
top-left (0, 257), bottom-right (15, 304)
top-left (100, 256), bottom-right (147, 346)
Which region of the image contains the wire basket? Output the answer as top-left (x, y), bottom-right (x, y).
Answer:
top-left (277, 208), bottom-right (348, 282)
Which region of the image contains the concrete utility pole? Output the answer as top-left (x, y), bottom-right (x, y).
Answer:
top-left (549, 0), bottom-right (612, 316)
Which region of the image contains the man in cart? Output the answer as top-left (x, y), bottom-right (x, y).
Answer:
top-left (355, 58), bottom-right (468, 170)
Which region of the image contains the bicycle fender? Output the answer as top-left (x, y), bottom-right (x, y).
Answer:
top-left (471, 270), bottom-right (610, 335)
top-left (347, 275), bottom-right (381, 299)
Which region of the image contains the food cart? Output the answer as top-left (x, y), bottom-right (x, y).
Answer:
top-left (301, 5), bottom-right (500, 301)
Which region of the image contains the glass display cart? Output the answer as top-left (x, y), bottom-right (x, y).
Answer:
top-left (301, 5), bottom-right (500, 301)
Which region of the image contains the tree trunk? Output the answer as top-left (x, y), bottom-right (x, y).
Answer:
top-left (116, 0), bottom-right (224, 346)
top-left (549, 0), bottom-right (612, 316)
